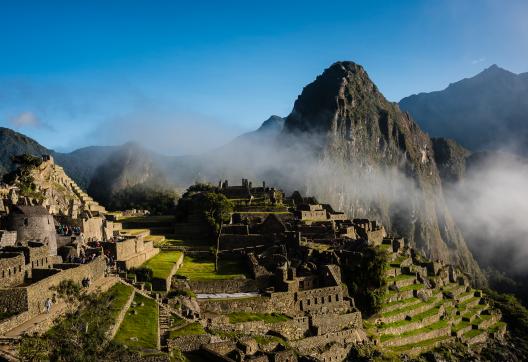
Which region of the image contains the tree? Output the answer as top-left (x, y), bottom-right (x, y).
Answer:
top-left (107, 184), bottom-right (179, 215)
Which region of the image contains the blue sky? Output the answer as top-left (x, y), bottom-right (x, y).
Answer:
top-left (1, 0), bottom-right (527, 154)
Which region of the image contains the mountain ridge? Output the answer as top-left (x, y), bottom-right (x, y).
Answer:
top-left (400, 64), bottom-right (528, 153)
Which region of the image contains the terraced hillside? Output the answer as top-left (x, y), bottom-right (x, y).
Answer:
top-left (369, 239), bottom-right (506, 356)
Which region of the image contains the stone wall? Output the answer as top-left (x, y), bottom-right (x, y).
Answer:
top-left (199, 286), bottom-right (350, 317)
top-left (0, 231), bottom-right (17, 248)
top-left (295, 286), bottom-right (348, 314)
top-left (81, 216), bottom-right (104, 241)
top-left (290, 328), bottom-right (366, 355)
top-left (311, 312), bottom-right (362, 335)
top-left (199, 296), bottom-right (271, 315)
top-left (382, 325), bottom-right (450, 347)
top-left (0, 256), bottom-right (106, 318)
top-left (219, 234), bottom-right (269, 251)
top-left (0, 252), bottom-right (25, 287)
top-left (167, 334), bottom-right (212, 352)
top-left (0, 310), bottom-right (30, 335)
top-left (209, 317), bottom-right (310, 341)
top-left (7, 210), bottom-right (57, 256)
top-left (187, 279), bottom-right (258, 294)
top-left (152, 252), bottom-right (183, 291)
top-left (0, 288), bottom-right (27, 314)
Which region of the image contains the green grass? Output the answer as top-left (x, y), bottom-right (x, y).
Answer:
top-left (488, 321), bottom-right (507, 334)
top-left (383, 297), bottom-right (421, 309)
top-left (169, 322), bottom-right (206, 338)
top-left (107, 283), bottom-right (135, 319)
top-left (121, 228), bottom-right (149, 236)
top-left (452, 320), bottom-right (471, 333)
top-left (463, 328), bottom-right (484, 339)
top-left (459, 296), bottom-right (480, 307)
top-left (228, 312), bottom-right (291, 324)
top-left (114, 294), bottom-right (159, 349)
top-left (176, 255), bottom-right (248, 280)
top-left (387, 273), bottom-right (415, 282)
top-left (382, 298), bottom-right (435, 318)
top-left (380, 306), bottom-right (441, 330)
top-left (398, 283), bottom-right (425, 292)
top-left (391, 335), bottom-right (451, 353)
top-left (142, 251), bottom-right (183, 280)
top-left (381, 319), bottom-right (449, 342)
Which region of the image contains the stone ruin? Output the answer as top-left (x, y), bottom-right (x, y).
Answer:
top-left (164, 179), bottom-right (505, 361)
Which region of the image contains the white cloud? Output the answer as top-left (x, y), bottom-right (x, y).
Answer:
top-left (9, 111), bottom-right (40, 128)
top-left (471, 57), bottom-right (486, 65)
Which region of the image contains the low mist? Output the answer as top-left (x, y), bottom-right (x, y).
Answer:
top-left (445, 152), bottom-right (528, 275)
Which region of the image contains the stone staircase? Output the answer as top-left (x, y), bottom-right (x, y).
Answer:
top-left (371, 240), bottom-right (507, 356)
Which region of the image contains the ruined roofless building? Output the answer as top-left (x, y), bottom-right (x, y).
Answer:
top-left (6, 205), bottom-right (57, 256)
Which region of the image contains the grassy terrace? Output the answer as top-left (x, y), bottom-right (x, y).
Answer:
top-left (108, 283), bottom-right (135, 319)
top-left (142, 250), bottom-right (183, 280)
top-left (176, 254), bottom-right (248, 280)
top-left (386, 273), bottom-right (415, 283)
top-left (459, 296), bottom-right (480, 307)
top-left (381, 319), bottom-right (449, 342)
top-left (463, 328), bottom-right (484, 339)
top-left (114, 294), bottom-right (159, 349)
top-left (383, 297), bottom-right (421, 310)
top-left (452, 320), bottom-right (471, 333)
top-left (389, 256), bottom-right (408, 267)
top-left (382, 298), bottom-right (436, 318)
top-left (169, 322), bottom-right (206, 338)
top-left (386, 283), bottom-right (424, 300)
top-left (228, 312), bottom-right (291, 324)
top-left (380, 306), bottom-right (441, 330)
top-left (392, 335), bottom-right (451, 353)
top-left (121, 228), bottom-right (149, 236)
top-left (488, 321), bottom-right (507, 334)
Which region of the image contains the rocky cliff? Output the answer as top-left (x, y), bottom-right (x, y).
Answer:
top-left (282, 61), bottom-right (482, 282)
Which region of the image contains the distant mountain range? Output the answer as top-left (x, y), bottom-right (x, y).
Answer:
top-left (400, 65), bottom-right (528, 154)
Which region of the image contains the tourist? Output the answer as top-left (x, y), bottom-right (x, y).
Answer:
top-left (45, 298), bottom-right (52, 313)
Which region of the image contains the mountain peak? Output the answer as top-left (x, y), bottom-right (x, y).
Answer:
top-left (285, 61), bottom-right (381, 133)
top-left (257, 115), bottom-right (285, 133)
top-left (477, 64), bottom-right (515, 78)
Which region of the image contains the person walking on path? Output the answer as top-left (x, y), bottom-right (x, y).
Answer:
top-left (45, 298), bottom-right (52, 314)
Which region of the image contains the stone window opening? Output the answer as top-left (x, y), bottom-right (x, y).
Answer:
top-left (328, 295), bottom-right (332, 302)
top-left (335, 294), bottom-right (340, 301)
top-left (1, 270), bottom-right (4, 278)
top-left (24, 218), bottom-right (28, 226)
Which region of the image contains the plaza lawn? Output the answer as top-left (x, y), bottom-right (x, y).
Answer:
top-left (108, 283), bottom-right (135, 319)
top-left (176, 255), bottom-right (248, 281)
top-left (142, 251), bottom-right (183, 280)
top-left (169, 322), bottom-right (206, 338)
top-left (114, 294), bottom-right (158, 349)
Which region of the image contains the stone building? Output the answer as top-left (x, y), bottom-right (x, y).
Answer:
top-left (5, 205), bottom-right (57, 256)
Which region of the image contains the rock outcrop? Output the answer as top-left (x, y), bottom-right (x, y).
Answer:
top-left (281, 61), bottom-right (483, 283)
